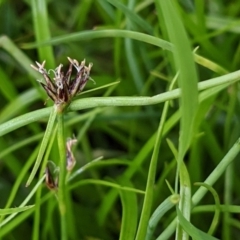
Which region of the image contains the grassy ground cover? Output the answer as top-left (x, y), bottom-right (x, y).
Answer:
top-left (1, 0), bottom-right (240, 239)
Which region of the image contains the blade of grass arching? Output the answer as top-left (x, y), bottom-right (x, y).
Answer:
top-left (22, 30), bottom-right (173, 51)
top-left (1, 70), bottom-right (240, 137)
top-left (192, 205), bottom-right (240, 214)
top-left (0, 89), bottom-right (40, 123)
top-left (118, 178), bottom-right (138, 240)
top-left (102, 0), bottom-right (153, 33)
top-left (30, 0), bottom-right (55, 66)
top-left (26, 106), bottom-right (57, 186)
top-left (69, 179), bottom-right (145, 194)
top-left (146, 194), bottom-right (180, 240)
top-left (0, 206), bottom-right (35, 215)
top-left (194, 183), bottom-right (221, 236)
top-left (176, 207), bottom-right (219, 240)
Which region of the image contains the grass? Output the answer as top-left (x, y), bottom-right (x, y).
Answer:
top-left (1, 0), bottom-right (240, 239)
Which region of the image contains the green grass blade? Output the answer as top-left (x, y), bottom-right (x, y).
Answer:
top-left (103, 0), bottom-right (153, 33)
top-left (0, 175), bottom-right (45, 228)
top-left (22, 29), bottom-right (173, 51)
top-left (118, 178), bottom-right (138, 240)
top-left (177, 159), bottom-right (192, 239)
top-left (30, 0), bottom-right (55, 66)
top-left (32, 125), bottom-right (57, 240)
top-left (157, 1), bottom-right (198, 238)
top-left (57, 112), bottom-right (68, 240)
top-left (68, 158), bottom-right (130, 182)
top-left (192, 138), bottom-right (240, 206)
top-left (0, 89), bottom-right (40, 123)
top-left (194, 183), bottom-right (221, 235)
top-left (176, 207), bottom-right (219, 240)
top-left (0, 205), bottom-right (35, 216)
top-left (135, 77), bottom-right (174, 240)
top-left (146, 194), bottom-right (180, 240)
top-left (0, 107), bottom-right (52, 137)
top-left (158, 0), bottom-right (198, 161)
top-left (26, 106), bottom-right (57, 186)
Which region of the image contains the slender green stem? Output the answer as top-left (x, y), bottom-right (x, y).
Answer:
top-left (57, 105), bottom-right (67, 240)
top-left (135, 74), bottom-right (177, 240)
top-left (1, 70), bottom-right (240, 138)
top-left (32, 125), bottom-right (58, 240)
top-left (26, 107), bottom-right (57, 186)
top-left (135, 100), bottom-right (170, 240)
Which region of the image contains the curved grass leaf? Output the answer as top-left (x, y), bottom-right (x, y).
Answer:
top-left (176, 207), bottom-right (219, 240)
top-left (118, 178), bottom-right (138, 240)
top-left (146, 194), bottom-right (180, 240)
top-left (69, 179), bottom-right (145, 195)
top-left (194, 182), bottom-right (221, 235)
top-left (22, 29), bottom-right (173, 51)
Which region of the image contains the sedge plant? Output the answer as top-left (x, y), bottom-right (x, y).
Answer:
top-left (1, 1), bottom-right (240, 240)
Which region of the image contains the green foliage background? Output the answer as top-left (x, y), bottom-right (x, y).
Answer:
top-left (1, 0), bottom-right (240, 240)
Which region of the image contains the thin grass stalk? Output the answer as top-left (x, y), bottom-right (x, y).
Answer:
top-left (223, 164), bottom-right (233, 240)
top-left (57, 108), bottom-right (68, 240)
top-left (135, 75), bottom-right (176, 240)
top-left (32, 125), bottom-right (58, 240)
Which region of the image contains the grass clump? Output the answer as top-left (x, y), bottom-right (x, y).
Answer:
top-left (1, 1), bottom-right (240, 240)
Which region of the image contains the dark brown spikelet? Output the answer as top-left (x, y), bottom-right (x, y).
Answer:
top-left (31, 57), bottom-right (93, 106)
